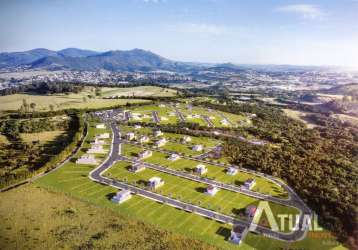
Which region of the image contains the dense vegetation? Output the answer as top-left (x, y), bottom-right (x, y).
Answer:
top-left (0, 82), bottom-right (85, 95)
top-left (0, 112), bottom-right (84, 189)
top-left (199, 102), bottom-right (357, 248)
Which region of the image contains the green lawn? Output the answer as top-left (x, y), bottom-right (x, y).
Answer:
top-left (34, 119), bottom-right (345, 250)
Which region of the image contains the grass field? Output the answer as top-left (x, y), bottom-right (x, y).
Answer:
top-left (0, 185), bottom-right (217, 250)
top-left (32, 120), bottom-right (345, 250)
top-left (20, 130), bottom-right (66, 144)
top-left (101, 86), bottom-right (178, 97)
top-left (0, 87), bottom-right (153, 111)
top-left (283, 109), bottom-right (317, 129)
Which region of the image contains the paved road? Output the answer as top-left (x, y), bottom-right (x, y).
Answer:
top-left (202, 115), bottom-right (214, 127)
top-left (172, 106), bottom-right (185, 122)
top-left (89, 113), bottom-right (312, 242)
top-left (152, 111), bottom-right (160, 123)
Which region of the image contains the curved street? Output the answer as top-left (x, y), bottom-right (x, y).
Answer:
top-left (89, 120), bottom-right (312, 242)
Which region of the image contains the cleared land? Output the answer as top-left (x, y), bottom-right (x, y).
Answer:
top-left (101, 86), bottom-right (177, 97)
top-left (0, 93), bottom-right (149, 111)
top-left (20, 130), bottom-right (66, 144)
top-left (33, 120), bottom-right (345, 250)
top-left (0, 185), bottom-right (216, 250)
top-left (283, 109), bottom-right (317, 129)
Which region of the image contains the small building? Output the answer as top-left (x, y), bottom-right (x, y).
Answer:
top-left (148, 177), bottom-right (164, 189)
top-left (229, 224), bottom-right (249, 245)
top-left (96, 124), bottom-right (106, 129)
top-left (76, 154), bottom-right (98, 165)
top-left (161, 116), bottom-right (168, 121)
top-left (186, 114), bottom-right (193, 119)
top-left (193, 114), bottom-right (200, 118)
top-left (168, 153), bottom-right (180, 161)
top-left (138, 150), bottom-right (152, 159)
top-left (153, 130), bottom-right (162, 137)
top-left (130, 162), bottom-right (146, 173)
top-left (195, 164), bottom-right (207, 175)
top-left (192, 144), bottom-right (203, 152)
top-left (87, 144), bottom-right (106, 154)
top-left (92, 138), bottom-right (105, 145)
top-left (221, 119), bottom-right (229, 126)
top-left (226, 167), bottom-right (238, 176)
top-left (205, 185), bottom-right (219, 196)
top-left (126, 132), bottom-right (135, 141)
top-left (242, 179), bottom-right (256, 190)
top-left (134, 125), bottom-right (142, 130)
top-left (139, 135), bottom-right (150, 143)
top-left (97, 133), bottom-right (110, 139)
top-left (159, 104), bottom-right (166, 108)
top-left (155, 138), bottom-right (167, 147)
top-left (111, 190), bottom-right (132, 204)
top-left (182, 135), bottom-right (192, 143)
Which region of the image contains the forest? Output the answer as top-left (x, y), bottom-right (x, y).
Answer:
top-left (199, 101), bottom-right (357, 248)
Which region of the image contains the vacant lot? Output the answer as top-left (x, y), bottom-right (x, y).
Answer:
top-left (0, 93), bottom-right (149, 111)
top-left (21, 130), bottom-right (66, 144)
top-left (101, 86), bottom-right (178, 97)
top-left (0, 185), bottom-right (217, 250)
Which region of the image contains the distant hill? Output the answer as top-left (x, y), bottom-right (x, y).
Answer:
top-left (0, 48), bottom-right (58, 68)
top-left (321, 83), bottom-right (358, 96)
top-left (0, 48), bottom-right (198, 72)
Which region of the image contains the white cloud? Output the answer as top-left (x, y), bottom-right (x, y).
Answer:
top-left (172, 23), bottom-right (227, 35)
top-left (275, 4), bottom-right (324, 20)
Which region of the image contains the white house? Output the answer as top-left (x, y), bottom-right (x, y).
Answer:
top-left (87, 144), bottom-right (106, 154)
top-left (229, 224), bottom-right (249, 245)
top-left (195, 164), bottom-right (207, 175)
top-left (155, 138), bottom-right (167, 147)
top-left (168, 153), bottom-right (180, 161)
top-left (242, 179), bottom-right (256, 190)
top-left (182, 136), bottom-right (192, 143)
top-left (193, 114), bottom-right (200, 118)
top-left (96, 124), bottom-right (106, 129)
top-left (205, 185), bottom-right (219, 196)
top-left (139, 135), bottom-right (150, 143)
top-left (138, 150), bottom-right (152, 159)
top-left (226, 167), bottom-right (238, 176)
top-left (97, 133), bottom-right (110, 139)
top-left (159, 104), bottom-right (166, 108)
top-left (111, 190), bottom-right (132, 204)
top-left (153, 130), bottom-right (162, 137)
top-left (76, 154), bottom-right (98, 165)
top-left (92, 138), bottom-right (105, 145)
top-left (221, 119), bottom-right (229, 126)
top-left (126, 132), bottom-right (135, 141)
top-left (148, 177), bottom-right (164, 189)
top-left (192, 145), bottom-right (203, 152)
top-left (130, 162), bottom-right (146, 173)
top-left (134, 125), bottom-right (142, 130)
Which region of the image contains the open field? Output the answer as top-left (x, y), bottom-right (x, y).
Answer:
top-left (105, 160), bottom-right (297, 232)
top-left (0, 185), bottom-right (217, 250)
top-left (20, 130), bottom-right (66, 144)
top-left (0, 93), bottom-right (150, 111)
top-left (283, 109), bottom-right (317, 129)
top-left (33, 120), bottom-right (345, 250)
top-left (101, 86), bottom-right (178, 97)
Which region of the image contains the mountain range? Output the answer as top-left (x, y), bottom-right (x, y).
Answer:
top-left (0, 48), bottom-right (336, 73)
top-left (0, 48), bottom-right (200, 72)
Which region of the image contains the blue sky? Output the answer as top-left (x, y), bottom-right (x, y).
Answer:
top-left (0, 0), bottom-right (357, 67)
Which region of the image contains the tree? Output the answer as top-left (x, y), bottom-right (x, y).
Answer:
top-left (30, 102), bottom-right (36, 112)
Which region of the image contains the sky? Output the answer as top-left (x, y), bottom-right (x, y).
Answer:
top-left (0, 0), bottom-right (357, 67)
